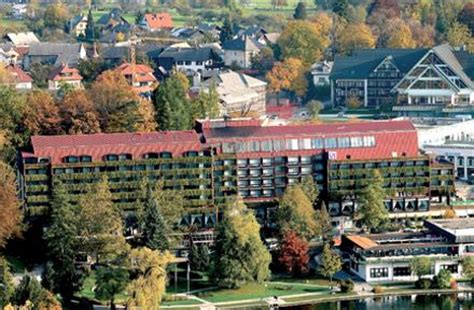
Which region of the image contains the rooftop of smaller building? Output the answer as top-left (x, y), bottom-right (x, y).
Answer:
top-left (426, 219), bottom-right (474, 243)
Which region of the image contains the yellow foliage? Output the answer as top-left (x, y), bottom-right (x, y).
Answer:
top-left (136, 99), bottom-right (157, 132)
top-left (385, 20), bottom-right (416, 48)
top-left (339, 23), bottom-right (376, 54)
top-left (266, 58), bottom-right (307, 97)
top-left (443, 207), bottom-right (457, 219)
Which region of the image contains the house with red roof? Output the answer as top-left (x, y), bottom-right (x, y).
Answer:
top-left (140, 13), bottom-right (173, 32)
top-left (115, 62), bottom-right (157, 96)
top-left (4, 63), bottom-right (32, 90)
top-left (47, 63), bottom-right (83, 91)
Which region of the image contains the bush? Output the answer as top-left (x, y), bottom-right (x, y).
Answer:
top-left (373, 286), bottom-right (384, 294)
top-left (415, 278), bottom-right (432, 289)
top-left (339, 279), bottom-right (354, 293)
top-left (435, 269), bottom-right (452, 289)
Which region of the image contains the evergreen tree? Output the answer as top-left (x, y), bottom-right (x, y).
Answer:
top-left (315, 202), bottom-right (332, 240)
top-left (44, 180), bottom-right (83, 301)
top-left (135, 10), bottom-right (144, 25)
top-left (332, 0), bottom-right (349, 19)
top-left (12, 275), bottom-right (43, 307)
top-left (293, 2), bottom-right (307, 20)
top-left (319, 244), bottom-right (341, 283)
top-left (300, 175), bottom-right (319, 204)
top-left (153, 70), bottom-right (192, 130)
top-left (357, 170), bottom-right (388, 231)
top-left (213, 198), bottom-right (271, 288)
top-left (95, 266), bottom-right (129, 310)
top-left (142, 186), bottom-right (170, 251)
top-left (85, 9), bottom-right (95, 42)
top-left (220, 17), bottom-right (234, 44)
top-left (192, 85), bottom-right (221, 119)
top-left (41, 262), bottom-right (55, 292)
top-left (189, 244), bottom-right (211, 272)
top-left (0, 257), bottom-right (14, 308)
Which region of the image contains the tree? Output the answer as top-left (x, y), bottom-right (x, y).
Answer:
top-left (135, 10), bottom-right (144, 25)
top-left (458, 3), bottom-right (474, 33)
top-left (191, 86), bottom-right (221, 120)
top-left (136, 99), bottom-right (158, 132)
top-left (0, 257), bottom-right (14, 308)
top-left (77, 177), bottom-right (129, 264)
top-left (315, 202), bottom-right (332, 240)
top-left (277, 21), bottom-right (329, 66)
top-left (44, 3), bottom-right (70, 30)
top-left (332, 0), bottom-right (349, 19)
top-left (357, 170), bottom-right (388, 231)
top-left (279, 230), bottom-right (309, 276)
top-left (213, 198), bottom-right (271, 288)
top-left (58, 90), bottom-right (100, 134)
top-left (153, 70), bottom-right (192, 130)
top-left (338, 23), bottom-right (376, 55)
top-left (219, 17), bottom-right (234, 44)
top-left (0, 86), bottom-right (27, 161)
top-left (0, 161), bottom-right (22, 248)
top-left (41, 262), bottom-right (55, 292)
top-left (293, 2), bottom-right (307, 20)
top-left (85, 9), bottom-right (95, 42)
top-left (189, 244), bottom-right (211, 272)
top-left (447, 22), bottom-right (472, 51)
top-left (462, 256), bottom-right (474, 279)
top-left (12, 275), bottom-right (43, 307)
top-left (275, 185), bottom-right (318, 240)
top-left (23, 90), bottom-right (61, 136)
top-left (266, 58), bottom-right (308, 100)
top-left (78, 58), bottom-right (106, 83)
top-left (36, 290), bottom-right (62, 310)
top-left (126, 247), bottom-right (173, 309)
top-left (443, 206), bottom-right (456, 219)
top-left (142, 186), bottom-right (170, 251)
top-left (345, 95), bottom-right (361, 109)
top-left (306, 100), bottom-right (323, 120)
top-left (379, 19), bottom-right (416, 48)
top-left (319, 244), bottom-right (341, 283)
top-left (410, 257), bottom-right (432, 280)
top-left (89, 70), bottom-right (141, 133)
top-left (44, 181), bottom-right (83, 300)
top-left (95, 266), bottom-right (129, 310)
top-left (435, 269), bottom-right (451, 289)
top-left (271, 0), bottom-right (288, 10)
top-left (300, 175), bottom-right (319, 204)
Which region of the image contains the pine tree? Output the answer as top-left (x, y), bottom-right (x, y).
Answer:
top-left (41, 262), bottom-right (55, 292)
top-left (315, 202), bottom-right (332, 240)
top-left (135, 10), bottom-right (144, 25)
top-left (220, 17), bottom-right (234, 44)
top-left (293, 2), bottom-right (307, 20)
top-left (0, 257), bottom-right (14, 308)
top-left (332, 0), bottom-right (349, 19)
top-left (45, 180), bottom-right (83, 301)
top-left (85, 9), bottom-right (95, 42)
top-left (319, 244), bottom-right (341, 283)
top-left (13, 275), bottom-right (43, 307)
top-left (189, 244), bottom-right (211, 272)
top-left (142, 186), bottom-right (170, 251)
top-left (357, 170), bottom-right (388, 231)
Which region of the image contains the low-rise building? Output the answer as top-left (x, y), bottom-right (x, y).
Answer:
top-left (69, 15), bottom-right (89, 37)
top-left (115, 62), bottom-right (157, 97)
top-left (140, 13), bottom-right (173, 32)
top-left (47, 63), bottom-right (83, 91)
top-left (4, 63), bottom-right (32, 90)
top-left (24, 43), bottom-right (87, 70)
top-left (341, 218), bottom-right (474, 282)
top-left (4, 32), bottom-right (40, 46)
top-left (222, 36), bottom-right (263, 69)
top-left (311, 61), bottom-right (333, 86)
top-left (157, 47), bottom-right (222, 76)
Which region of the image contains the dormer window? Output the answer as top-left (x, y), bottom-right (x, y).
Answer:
top-left (64, 156), bottom-right (79, 163)
top-left (105, 154), bottom-right (118, 161)
top-left (143, 152), bottom-right (159, 159)
top-left (160, 152), bottom-right (172, 158)
top-left (80, 155), bottom-right (92, 162)
top-left (118, 154), bottom-right (132, 161)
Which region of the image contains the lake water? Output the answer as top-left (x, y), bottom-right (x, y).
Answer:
top-left (286, 293), bottom-right (474, 310)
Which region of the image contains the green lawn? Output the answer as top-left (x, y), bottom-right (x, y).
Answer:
top-left (198, 282), bottom-right (329, 303)
top-left (77, 271), bottom-right (129, 305)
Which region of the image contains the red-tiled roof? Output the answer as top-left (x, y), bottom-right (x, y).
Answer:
top-left (144, 13), bottom-right (173, 30)
top-left (28, 131), bottom-right (202, 164)
top-left (116, 63), bottom-right (155, 75)
top-left (48, 63), bottom-right (83, 81)
top-left (5, 63), bottom-right (32, 83)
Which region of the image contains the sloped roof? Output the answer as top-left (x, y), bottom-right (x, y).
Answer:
top-left (115, 62), bottom-right (155, 75)
top-left (4, 63), bottom-right (32, 83)
top-left (331, 48), bottom-right (428, 79)
top-left (70, 15), bottom-right (87, 30)
top-left (5, 32), bottom-right (39, 46)
top-left (159, 47), bottom-right (222, 62)
top-left (48, 63), bottom-right (83, 81)
top-left (28, 43), bottom-right (85, 66)
top-left (433, 44), bottom-right (474, 88)
top-left (143, 13), bottom-right (173, 30)
top-left (346, 235), bottom-right (378, 250)
top-left (454, 51), bottom-right (474, 80)
top-left (222, 36), bottom-right (264, 52)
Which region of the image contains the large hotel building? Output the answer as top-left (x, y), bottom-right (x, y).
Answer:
top-left (18, 119), bottom-right (455, 228)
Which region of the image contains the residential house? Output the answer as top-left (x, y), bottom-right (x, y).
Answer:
top-left (0, 44), bottom-right (20, 64)
top-left (11, 4), bottom-right (28, 19)
top-left (47, 63), bottom-right (83, 91)
top-left (97, 8), bottom-right (129, 28)
top-left (69, 15), bottom-right (88, 38)
top-left (311, 61), bottom-right (333, 86)
top-left (23, 43), bottom-right (87, 70)
top-left (140, 13), bottom-right (173, 32)
top-left (115, 62), bottom-right (157, 97)
top-left (199, 70), bottom-right (267, 117)
top-left (4, 32), bottom-right (40, 46)
top-left (330, 44), bottom-right (474, 112)
top-left (222, 36), bottom-right (264, 69)
top-left (4, 63), bottom-right (32, 90)
top-left (157, 47), bottom-right (223, 76)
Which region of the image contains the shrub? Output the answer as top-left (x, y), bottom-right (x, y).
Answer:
top-left (415, 278), bottom-right (432, 289)
top-left (339, 279), bottom-right (354, 293)
top-left (450, 280), bottom-right (458, 289)
top-left (373, 286), bottom-right (384, 294)
top-left (435, 269), bottom-right (452, 289)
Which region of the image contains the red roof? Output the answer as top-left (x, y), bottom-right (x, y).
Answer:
top-left (48, 63), bottom-right (83, 81)
top-left (115, 63), bottom-right (157, 84)
top-left (5, 63), bottom-right (32, 83)
top-left (144, 13), bottom-right (173, 30)
top-left (28, 131), bottom-right (202, 164)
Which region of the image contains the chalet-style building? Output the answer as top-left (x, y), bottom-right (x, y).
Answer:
top-left (140, 13), bottom-right (173, 32)
top-left (330, 44), bottom-right (474, 113)
top-left (115, 62), bottom-right (157, 97)
top-left (222, 36), bottom-right (263, 69)
top-left (47, 63), bottom-right (83, 91)
top-left (4, 63), bottom-right (32, 90)
top-left (19, 119), bottom-right (454, 227)
top-left (157, 47), bottom-right (222, 76)
top-left (311, 61), bottom-right (333, 86)
top-left (23, 43), bottom-right (87, 70)
top-left (69, 15), bottom-right (88, 37)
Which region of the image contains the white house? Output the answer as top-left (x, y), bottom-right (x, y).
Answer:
top-left (222, 36), bottom-right (263, 69)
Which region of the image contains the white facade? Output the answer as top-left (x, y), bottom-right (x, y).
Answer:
top-left (14, 81), bottom-right (32, 90)
top-left (224, 50), bottom-right (254, 69)
top-left (175, 59), bottom-right (213, 74)
top-left (48, 80), bottom-right (82, 91)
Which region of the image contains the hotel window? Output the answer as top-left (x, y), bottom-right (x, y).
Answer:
top-left (288, 157), bottom-right (299, 165)
top-left (263, 168), bottom-right (273, 176)
top-left (393, 266), bottom-right (411, 277)
top-left (261, 140), bottom-right (273, 152)
top-left (311, 138), bottom-right (324, 149)
top-left (160, 152), bottom-right (172, 158)
top-left (222, 142), bottom-right (235, 153)
top-left (237, 159), bottom-right (248, 167)
top-left (300, 138), bottom-right (312, 150)
top-left (262, 158), bottom-right (273, 166)
top-left (301, 167), bottom-right (312, 175)
top-left (273, 140), bottom-right (285, 151)
top-left (234, 142), bottom-right (248, 152)
top-left (350, 137), bottom-right (363, 147)
top-left (64, 156), bottom-right (79, 163)
top-left (263, 179), bottom-right (273, 186)
top-left (337, 137), bottom-right (350, 148)
top-left (363, 136), bottom-right (376, 147)
top-left (118, 154), bottom-right (132, 161)
top-left (144, 152), bottom-right (159, 159)
top-left (249, 141), bottom-right (260, 152)
top-left (370, 267), bottom-right (388, 278)
top-left (289, 139), bottom-right (299, 150)
top-left (250, 179), bottom-right (261, 187)
top-left (324, 138), bottom-right (337, 149)
top-left (249, 159), bottom-right (260, 167)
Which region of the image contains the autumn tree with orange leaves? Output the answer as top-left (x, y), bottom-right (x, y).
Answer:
top-left (23, 90), bottom-right (61, 136)
top-left (0, 161), bottom-right (22, 248)
top-left (278, 230), bottom-right (309, 276)
top-left (266, 58), bottom-right (307, 102)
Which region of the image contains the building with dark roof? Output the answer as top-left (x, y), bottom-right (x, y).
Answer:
top-left (19, 119), bottom-right (454, 228)
top-left (222, 36), bottom-right (264, 69)
top-left (23, 43), bottom-right (87, 70)
top-left (330, 44), bottom-right (474, 113)
top-left (157, 47), bottom-right (223, 75)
